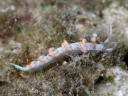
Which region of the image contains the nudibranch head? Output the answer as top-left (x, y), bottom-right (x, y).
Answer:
top-left (91, 33), bottom-right (97, 43)
top-left (92, 33), bottom-right (97, 37)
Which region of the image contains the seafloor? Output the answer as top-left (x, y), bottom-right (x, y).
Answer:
top-left (0, 0), bottom-right (128, 96)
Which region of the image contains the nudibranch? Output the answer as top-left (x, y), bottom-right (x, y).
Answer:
top-left (9, 25), bottom-right (115, 72)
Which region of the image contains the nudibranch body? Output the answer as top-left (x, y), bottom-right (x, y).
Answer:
top-left (10, 25), bottom-right (114, 72)
top-left (10, 41), bottom-right (107, 72)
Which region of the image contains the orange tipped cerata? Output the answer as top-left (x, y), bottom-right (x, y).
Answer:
top-left (61, 40), bottom-right (69, 47)
top-left (37, 56), bottom-right (47, 63)
top-left (80, 38), bottom-right (87, 53)
top-left (61, 40), bottom-right (71, 50)
top-left (48, 48), bottom-right (59, 57)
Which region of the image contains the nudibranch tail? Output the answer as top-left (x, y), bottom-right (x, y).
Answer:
top-left (9, 63), bottom-right (28, 71)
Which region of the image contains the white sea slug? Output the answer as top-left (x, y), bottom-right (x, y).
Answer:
top-left (9, 25), bottom-right (115, 72)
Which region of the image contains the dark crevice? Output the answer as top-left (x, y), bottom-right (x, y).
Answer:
top-left (95, 76), bottom-right (106, 85)
top-left (123, 52), bottom-right (128, 67)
